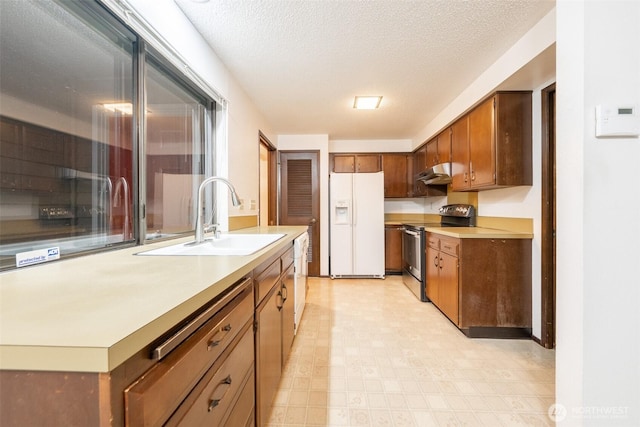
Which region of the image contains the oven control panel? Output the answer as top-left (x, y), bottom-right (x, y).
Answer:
top-left (439, 204), bottom-right (476, 218)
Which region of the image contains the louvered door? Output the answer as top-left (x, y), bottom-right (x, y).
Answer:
top-left (279, 151), bottom-right (320, 276)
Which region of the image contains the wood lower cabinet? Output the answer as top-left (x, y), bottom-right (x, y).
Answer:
top-left (426, 233), bottom-right (531, 337)
top-left (164, 324), bottom-right (254, 426)
top-left (384, 225), bottom-right (403, 273)
top-left (0, 241), bottom-right (299, 427)
top-left (124, 277), bottom-right (255, 427)
top-left (254, 247), bottom-right (295, 427)
top-left (425, 234), bottom-right (459, 323)
top-left (281, 263), bottom-right (295, 364)
top-left (255, 281), bottom-right (283, 427)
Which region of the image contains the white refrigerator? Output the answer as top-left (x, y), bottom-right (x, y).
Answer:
top-left (330, 172), bottom-right (385, 278)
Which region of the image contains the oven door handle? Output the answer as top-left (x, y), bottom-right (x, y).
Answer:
top-left (404, 229), bottom-right (419, 237)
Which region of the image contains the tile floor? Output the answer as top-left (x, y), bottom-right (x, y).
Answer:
top-left (267, 276), bottom-right (555, 426)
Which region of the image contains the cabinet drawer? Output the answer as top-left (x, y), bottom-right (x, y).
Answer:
top-left (223, 371), bottom-right (255, 427)
top-left (167, 327), bottom-right (254, 427)
top-left (427, 234), bottom-right (440, 250)
top-left (255, 259), bottom-right (281, 305)
top-left (124, 282), bottom-right (253, 427)
top-left (281, 246), bottom-right (294, 271)
top-left (440, 238), bottom-right (459, 257)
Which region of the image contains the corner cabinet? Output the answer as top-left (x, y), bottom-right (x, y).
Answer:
top-left (451, 91), bottom-right (532, 191)
top-left (425, 232), bottom-right (532, 338)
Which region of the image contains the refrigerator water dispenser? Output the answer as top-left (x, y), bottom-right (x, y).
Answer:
top-left (334, 201), bottom-right (351, 224)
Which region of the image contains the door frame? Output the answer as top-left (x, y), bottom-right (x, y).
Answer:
top-left (540, 83), bottom-right (556, 349)
top-left (258, 131), bottom-right (277, 226)
top-left (279, 150), bottom-right (320, 277)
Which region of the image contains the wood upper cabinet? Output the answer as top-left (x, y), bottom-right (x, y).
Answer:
top-left (425, 138), bottom-right (438, 168)
top-left (437, 129), bottom-right (452, 164)
top-left (332, 154), bottom-right (381, 172)
top-left (332, 154), bottom-right (355, 172)
top-left (425, 129), bottom-right (451, 168)
top-left (451, 115), bottom-right (470, 190)
top-left (381, 153), bottom-right (410, 198)
top-left (412, 144), bottom-right (447, 198)
top-left (451, 91), bottom-right (532, 191)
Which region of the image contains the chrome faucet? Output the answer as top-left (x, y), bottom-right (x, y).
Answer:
top-left (194, 176), bottom-right (241, 244)
top-left (112, 177), bottom-right (131, 240)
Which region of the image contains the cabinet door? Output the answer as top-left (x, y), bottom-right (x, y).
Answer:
top-left (281, 263), bottom-right (295, 367)
top-left (412, 145), bottom-right (427, 196)
top-left (381, 154), bottom-right (409, 198)
top-left (425, 139), bottom-right (438, 168)
top-left (451, 116), bottom-right (470, 191)
top-left (384, 225), bottom-right (403, 273)
top-left (356, 154), bottom-right (381, 172)
top-left (468, 97), bottom-right (495, 188)
top-left (437, 129), bottom-right (451, 164)
top-left (333, 155), bottom-right (355, 172)
top-left (425, 244), bottom-right (440, 305)
top-left (255, 286), bottom-right (283, 427)
top-left (438, 252), bottom-right (459, 325)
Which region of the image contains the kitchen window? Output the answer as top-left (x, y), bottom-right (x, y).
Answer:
top-left (0, 0), bottom-right (219, 271)
top-left (144, 54), bottom-right (214, 240)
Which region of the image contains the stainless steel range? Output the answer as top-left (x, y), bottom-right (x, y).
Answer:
top-left (401, 204), bottom-right (476, 301)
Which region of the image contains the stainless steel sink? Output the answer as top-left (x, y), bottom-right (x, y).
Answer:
top-left (136, 233), bottom-right (285, 256)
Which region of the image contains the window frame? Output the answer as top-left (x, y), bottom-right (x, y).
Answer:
top-left (0, 0), bottom-right (226, 270)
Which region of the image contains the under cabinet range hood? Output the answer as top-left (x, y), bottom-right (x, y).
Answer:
top-left (416, 162), bottom-right (452, 185)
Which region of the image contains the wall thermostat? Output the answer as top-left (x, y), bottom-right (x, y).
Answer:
top-left (595, 104), bottom-right (640, 137)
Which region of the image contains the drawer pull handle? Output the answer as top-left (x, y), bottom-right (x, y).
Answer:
top-left (208, 375), bottom-right (232, 412)
top-left (434, 256), bottom-right (439, 267)
top-left (281, 283), bottom-right (288, 301)
top-left (276, 291), bottom-right (284, 311)
top-left (207, 324), bottom-right (232, 350)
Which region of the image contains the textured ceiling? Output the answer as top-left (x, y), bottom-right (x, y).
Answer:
top-left (174, 0), bottom-right (555, 140)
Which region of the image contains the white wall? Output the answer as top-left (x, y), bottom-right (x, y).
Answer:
top-left (277, 135), bottom-right (330, 276)
top-left (413, 9), bottom-right (556, 148)
top-left (556, 1), bottom-right (640, 425)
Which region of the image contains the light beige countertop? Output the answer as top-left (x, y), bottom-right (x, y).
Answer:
top-left (424, 226), bottom-right (533, 239)
top-left (0, 226), bottom-right (307, 373)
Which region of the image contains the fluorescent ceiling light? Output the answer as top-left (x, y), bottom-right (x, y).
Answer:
top-left (102, 103), bottom-right (133, 115)
top-left (353, 96), bottom-right (382, 110)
